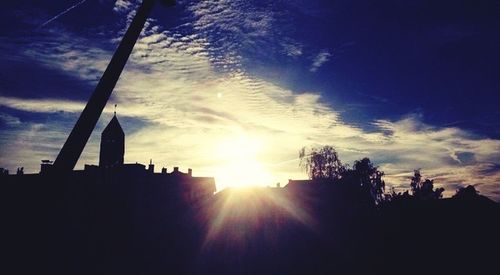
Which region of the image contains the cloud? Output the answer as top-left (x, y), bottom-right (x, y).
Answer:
top-left (0, 113), bottom-right (21, 126)
top-left (113, 0), bottom-right (133, 13)
top-left (0, 96), bottom-right (86, 113)
top-left (21, 33), bottom-right (111, 82)
top-left (282, 42), bottom-right (303, 57)
top-left (0, 116), bottom-right (90, 174)
top-left (370, 116), bottom-right (500, 197)
top-left (0, 1), bottom-right (499, 200)
top-left (310, 50), bottom-right (331, 72)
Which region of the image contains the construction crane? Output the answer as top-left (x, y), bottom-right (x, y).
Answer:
top-left (52, 0), bottom-right (175, 172)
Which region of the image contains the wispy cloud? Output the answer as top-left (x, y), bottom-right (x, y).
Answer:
top-left (0, 96), bottom-right (86, 113)
top-left (113, 0), bottom-right (133, 13)
top-left (310, 50), bottom-right (331, 72)
top-left (0, 113), bottom-right (21, 126)
top-left (282, 42), bottom-right (303, 57)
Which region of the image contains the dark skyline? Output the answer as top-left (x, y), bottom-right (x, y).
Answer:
top-left (0, 0), bottom-right (499, 199)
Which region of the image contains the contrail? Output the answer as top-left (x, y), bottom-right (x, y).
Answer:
top-left (38, 0), bottom-right (88, 29)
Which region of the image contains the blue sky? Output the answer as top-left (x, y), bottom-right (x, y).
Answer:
top-left (0, 0), bottom-right (499, 199)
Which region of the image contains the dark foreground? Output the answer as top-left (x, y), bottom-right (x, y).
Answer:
top-left (1, 177), bottom-right (499, 275)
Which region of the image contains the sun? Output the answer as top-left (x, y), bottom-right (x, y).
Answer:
top-left (211, 133), bottom-right (272, 190)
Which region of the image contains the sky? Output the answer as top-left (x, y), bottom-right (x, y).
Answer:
top-left (0, 0), bottom-right (499, 200)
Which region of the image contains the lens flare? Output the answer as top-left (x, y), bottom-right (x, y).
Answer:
top-left (201, 187), bottom-right (319, 252)
top-left (211, 134), bottom-right (272, 190)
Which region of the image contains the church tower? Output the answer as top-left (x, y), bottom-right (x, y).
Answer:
top-left (99, 114), bottom-right (125, 168)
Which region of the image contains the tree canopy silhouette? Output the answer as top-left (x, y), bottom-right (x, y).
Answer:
top-left (299, 146), bottom-right (385, 203)
top-left (410, 169), bottom-right (444, 200)
top-left (350, 158), bottom-right (385, 203)
top-left (299, 146), bottom-right (345, 180)
top-left (453, 185), bottom-right (479, 200)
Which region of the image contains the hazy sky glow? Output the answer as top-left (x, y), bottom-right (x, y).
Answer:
top-left (1, 0), bottom-right (499, 199)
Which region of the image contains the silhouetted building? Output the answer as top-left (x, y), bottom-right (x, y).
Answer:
top-left (3, 113), bottom-right (216, 204)
top-left (287, 179), bottom-right (314, 187)
top-left (92, 116), bottom-right (215, 201)
top-left (99, 114), bottom-right (125, 168)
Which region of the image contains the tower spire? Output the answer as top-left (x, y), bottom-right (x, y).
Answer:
top-left (52, 0), bottom-right (157, 173)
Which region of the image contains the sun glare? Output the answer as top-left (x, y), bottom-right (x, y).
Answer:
top-left (211, 134), bottom-right (272, 190)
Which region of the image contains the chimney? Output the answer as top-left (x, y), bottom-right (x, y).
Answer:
top-left (148, 159), bottom-right (154, 173)
top-left (173, 167), bottom-right (179, 173)
top-left (188, 168), bottom-right (192, 176)
top-left (40, 160), bottom-right (53, 175)
top-left (161, 167), bottom-right (167, 174)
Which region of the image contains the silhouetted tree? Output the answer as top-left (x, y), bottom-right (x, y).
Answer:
top-left (453, 185), bottom-right (479, 200)
top-left (384, 188), bottom-right (411, 203)
top-left (0, 168), bottom-right (8, 176)
top-left (299, 146), bottom-right (345, 180)
top-left (410, 169), bottom-right (422, 194)
top-left (345, 158), bottom-right (385, 203)
top-left (299, 147), bottom-right (387, 203)
top-left (16, 167), bottom-right (24, 175)
top-left (410, 169), bottom-right (444, 200)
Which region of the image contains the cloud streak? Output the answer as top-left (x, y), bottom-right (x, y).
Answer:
top-left (37, 0), bottom-right (88, 29)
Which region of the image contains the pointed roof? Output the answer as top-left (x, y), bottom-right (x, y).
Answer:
top-left (102, 114), bottom-right (124, 137)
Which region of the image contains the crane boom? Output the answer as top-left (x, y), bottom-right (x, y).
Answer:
top-left (52, 0), bottom-right (156, 172)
